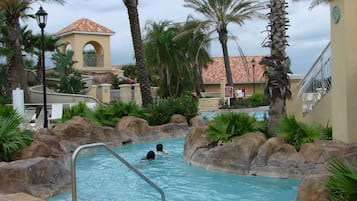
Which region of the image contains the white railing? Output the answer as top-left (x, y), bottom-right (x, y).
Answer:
top-left (297, 42), bottom-right (331, 114)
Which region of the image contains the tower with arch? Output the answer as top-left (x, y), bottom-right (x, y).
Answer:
top-left (55, 18), bottom-right (115, 72)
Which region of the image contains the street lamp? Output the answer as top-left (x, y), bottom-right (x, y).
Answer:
top-left (251, 58), bottom-right (256, 94)
top-left (35, 6), bottom-right (48, 128)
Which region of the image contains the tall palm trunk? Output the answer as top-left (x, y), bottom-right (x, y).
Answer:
top-left (193, 63), bottom-right (201, 97)
top-left (262, 0), bottom-right (291, 136)
top-left (218, 27), bottom-right (234, 87)
top-left (6, 14), bottom-right (28, 100)
top-left (123, 0), bottom-right (153, 106)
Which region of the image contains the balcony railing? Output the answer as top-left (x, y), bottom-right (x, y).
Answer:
top-left (297, 42), bottom-right (331, 114)
top-left (83, 53), bottom-right (104, 67)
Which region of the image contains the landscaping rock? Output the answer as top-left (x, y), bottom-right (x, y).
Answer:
top-left (169, 114), bottom-right (187, 123)
top-left (0, 192), bottom-right (45, 201)
top-left (252, 136), bottom-right (285, 166)
top-left (183, 125), bottom-right (357, 201)
top-left (184, 129), bottom-right (266, 174)
top-left (296, 174), bottom-right (329, 201)
top-left (189, 116), bottom-right (209, 127)
top-left (0, 157), bottom-right (70, 199)
top-left (3, 115), bottom-right (191, 200)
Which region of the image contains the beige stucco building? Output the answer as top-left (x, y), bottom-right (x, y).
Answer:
top-left (55, 18), bottom-right (115, 72)
top-left (290, 0), bottom-right (357, 143)
top-left (330, 0), bottom-right (357, 143)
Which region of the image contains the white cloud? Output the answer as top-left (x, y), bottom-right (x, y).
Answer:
top-left (27, 0), bottom-right (331, 74)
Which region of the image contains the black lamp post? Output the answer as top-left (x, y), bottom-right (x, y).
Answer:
top-left (35, 6), bottom-right (48, 128)
top-left (251, 58), bottom-right (256, 94)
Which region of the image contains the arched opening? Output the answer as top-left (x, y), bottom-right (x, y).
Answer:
top-left (83, 41), bottom-right (104, 67)
top-left (60, 43), bottom-right (73, 54)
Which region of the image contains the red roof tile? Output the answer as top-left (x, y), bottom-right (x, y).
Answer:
top-left (202, 55), bottom-right (267, 84)
top-left (55, 18), bottom-right (115, 36)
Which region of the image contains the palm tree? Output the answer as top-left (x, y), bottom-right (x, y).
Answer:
top-left (144, 21), bottom-right (201, 97)
top-left (123, 0), bottom-right (153, 106)
top-left (22, 28), bottom-right (60, 84)
top-left (0, 0), bottom-right (65, 100)
top-left (176, 17), bottom-right (212, 97)
top-left (260, 0), bottom-right (291, 136)
top-left (184, 0), bottom-right (265, 87)
top-left (292, 0), bottom-right (330, 9)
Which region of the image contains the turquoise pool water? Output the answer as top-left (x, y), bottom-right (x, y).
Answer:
top-left (47, 137), bottom-right (299, 201)
top-left (200, 109), bottom-right (269, 121)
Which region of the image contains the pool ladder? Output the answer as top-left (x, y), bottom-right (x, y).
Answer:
top-left (71, 142), bottom-right (166, 201)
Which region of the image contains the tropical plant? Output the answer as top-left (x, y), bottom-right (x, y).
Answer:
top-left (0, 105), bottom-right (33, 161)
top-left (176, 16), bottom-right (213, 97)
top-left (292, 0), bottom-right (330, 9)
top-left (260, 0), bottom-right (291, 136)
top-left (244, 92), bottom-right (269, 107)
top-left (22, 29), bottom-right (60, 84)
top-left (0, 0), bottom-right (66, 100)
top-left (61, 102), bottom-right (96, 123)
top-left (143, 92), bottom-right (199, 125)
top-left (325, 158), bottom-right (357, 201)
top-left (276, 115), bottom-right (322, 151)
top-left (184, 0), bottom-right (265, 87)
top-left (322, 124), bottom-right (332, 140)
top-left (51, 49), bottom-right (85, 94)
top-left (206, 112), bottom-right (256, 144)
top-left (93, 101), bottom-right (144, 127)
top-left (123, 0), bottom-right (153, 106)
top-left (144, 21), bottom-right (208, 97)
top-left (122, 64), bottom-right (138, 80)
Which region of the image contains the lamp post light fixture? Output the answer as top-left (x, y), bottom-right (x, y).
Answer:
top-left (35, 6), bottom-right (48, 128)
top-left (251, 58), bottom-right (256, 94)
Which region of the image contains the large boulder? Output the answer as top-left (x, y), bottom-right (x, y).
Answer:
top-left (189, 116), bottom-right (209, 127)
top-left (252, 136), bottom-right (285, 167)
top-left (184, 129), bottom-right (266, 174)
top-left (296, 174), bottom-right (329, 201)
top-left (0, 157), bottom-right (70, 199)
top-left (116, 116), bottom-right (189, 143)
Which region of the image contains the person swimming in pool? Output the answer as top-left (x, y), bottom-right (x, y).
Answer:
top-left (156, 144), bottom-right (168, 155)
top-left (142, 150), bottom-right (155, 160)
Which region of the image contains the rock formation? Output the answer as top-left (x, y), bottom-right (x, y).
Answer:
top-left (183, 122), bottom-right (357, 201)
top-left (0, 114), bottom-right (190, 199)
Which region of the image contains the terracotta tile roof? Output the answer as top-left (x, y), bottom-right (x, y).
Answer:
top-left (55, 18), bottom-right (115, 37)
top-left (202, 55), bottom-right (267, 84)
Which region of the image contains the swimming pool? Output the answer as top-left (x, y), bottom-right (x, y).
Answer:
top-left (200, 108), bottom-right (269, 121)
top-left (47, 137), bottom-right (299, 201)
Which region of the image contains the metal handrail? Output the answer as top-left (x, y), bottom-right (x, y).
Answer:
top-left (297, 41), bottom-right (331, 97)
top-left (296, 41), bottom-right (331, 114)
top-left (71, 143), bottom-right (166, 201)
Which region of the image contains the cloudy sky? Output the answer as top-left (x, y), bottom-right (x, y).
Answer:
top-left (26, 0), bottom-right (331, 74)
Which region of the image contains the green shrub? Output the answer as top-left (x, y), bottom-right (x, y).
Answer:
top-left (244, 93), bottom-right (268, 107)
top-left (277, 115), bottom-right (323, 151)
top-left (57, 70), bottom-right (86, 94)
top-left (143, 99), bottom-right (174, 126)
top-left (253, 116), bottom-right (269, 137)
top-left (61, 94), bottom-right (198, 127)
top-left (62, 101), bottom-right (145, 127)
top-left (94, 101), bottom-right (144, 127)
top-left (0, 106), bottom-right (33, 161)
top-left (51, 49), bottom-right (85, 94)
top-left (62, 102), bottom-right (96, 123)
top-left (206, 112), bottom-right (256, 144)
top-left (325, 158), bottom-right (357, 201)
top-left (143, 92), bottom-right (199, 125)
top-left (322, 125), bottom-right (333, 140)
